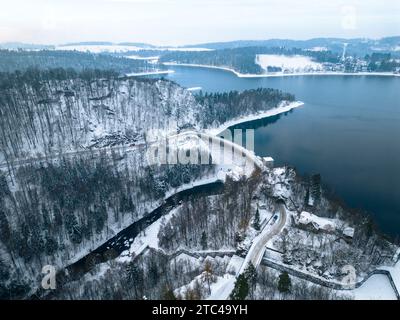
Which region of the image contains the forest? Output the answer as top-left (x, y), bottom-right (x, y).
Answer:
top-left (0, 149), bottom-right (217, 299)
top-left (0, 66), bottom-right (297, 299)
top-left (0, 68), bottom-right (293, 163)
top-left (157, 172), bottom-right (262, 253)
top-left (158, 46), bottom-right (341, 74)
top-left (1, 51), bottom-right (394, 301)
top-left (37, 165), bottom-right (396, 300)
top-left (365, 53), bottom-right (400, 72)
top-left (0, 50), bottom-right (156, 74)
top-left (0, 68), bottom-right (119, 89)
top-left (0, 70), bottom-right (195, 161)
top-left (196, 88), bottom-right (295, 126)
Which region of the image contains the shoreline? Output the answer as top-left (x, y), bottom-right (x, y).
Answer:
top-left (125, 70), bottom-right (175, 77)
top-left (186, 86), bottom-right (202, 91)
top-left (207, 100), bottom-right (304, 136)
top-left (163, 62), bottom-right (400, 79)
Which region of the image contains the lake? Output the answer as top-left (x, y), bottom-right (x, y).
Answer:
top-left (164, 66), bottom-right (400, 237)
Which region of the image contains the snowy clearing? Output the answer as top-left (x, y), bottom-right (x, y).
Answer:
top-left (352, 274), bottom-right (397, 300)
top-left (56, 45), bottom-right (146, 53)
top-left (226, 255), bottom-right (245, 275)
top-left (380, 260), bottom-right (400, 296)
top-left (126, 55), bottom-right (160, 60)
top-left (298, 211), bottom-right (336, 232)
top-left (56, 45), bottom-right (212, 53)
top-left (207, 275), bottom-right (236, 300)
top-left (118, 206), bottom-right (181, 262)
top-left (256, 54), bottom-right (323, 73)
top-left (306, 47), bottom-right (328, 52)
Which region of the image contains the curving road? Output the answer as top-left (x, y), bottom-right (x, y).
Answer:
top-left (0, 130), bottom-right (264, 171)
top-left (239, 203), bottom-right (287, 274)
top-left (211, 204), bottom-right (287, 300)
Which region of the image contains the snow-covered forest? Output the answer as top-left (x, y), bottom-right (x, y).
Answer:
top-left (0, 68), bottom-right (292, 163)
top-left (0, 51), bottom-right (398, 301)
top-left (0, 64), bottom-right (298, 299)
top-left (0, 50), bottom-right (157, 74)
top-left (38, 166), bottom-right (398, 300)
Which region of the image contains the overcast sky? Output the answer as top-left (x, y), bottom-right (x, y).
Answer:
top-left (0, 0), bottom-right (399, 45)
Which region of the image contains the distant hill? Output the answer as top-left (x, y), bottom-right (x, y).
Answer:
top-left (184, 37), bottom-right (400, 56)
top-left (58, 41), bottom-right (115, 46)
top-left (3, 37), bottom-right (399, 56)
top-left (0, 50), bottom-right (158, 73)
top-left (0, 42), bottom-right (55, 50)
top-left (117, 42), bottom-right (156, 48)
top-left (59, 41), bottom-right (155, 48)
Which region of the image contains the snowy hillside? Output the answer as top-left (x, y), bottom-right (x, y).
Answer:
top-left (0, 74), bottom-right (293, 163)
top-left (0, 77), bottom-right (199, 162)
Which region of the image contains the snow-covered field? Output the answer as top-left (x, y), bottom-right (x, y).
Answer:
top-left (306, 47), bottom-right (328, 52)
top-left (126, 55), bottom-right (160, 62)
top-left (56, 45), bottom-right (145, 53)
top-left (56, 44), bottom-right (212, 53)
top-left (352, 274), bottom-right (397, 300)
top-left (381, 260), bottom-right (400, 297)
top-left (256, 54), bottom-right (323, 73)
top-left (207, 275), bottom-right (236, 300)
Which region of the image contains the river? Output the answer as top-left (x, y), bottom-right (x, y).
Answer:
top-left (164, 65), bottom-right (400, 237)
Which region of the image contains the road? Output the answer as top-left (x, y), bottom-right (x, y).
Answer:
top-left (0, 130), bottom-right (263, 170)
top-left (210, 204), bottom-right (287, 300)
top-left (239, 203), bottom-right (287, 274)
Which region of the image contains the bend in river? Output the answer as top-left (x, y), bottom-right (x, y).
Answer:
top-left (163, 65), bottom-right (400, 237)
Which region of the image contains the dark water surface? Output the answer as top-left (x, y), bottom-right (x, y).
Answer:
top-left (165, 66), bottom-right (400, 236)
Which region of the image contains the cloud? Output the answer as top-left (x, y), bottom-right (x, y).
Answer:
top-left (0, 0), bottom-right (399, 44)
top-left (341, 6), bottom-right (357, 30)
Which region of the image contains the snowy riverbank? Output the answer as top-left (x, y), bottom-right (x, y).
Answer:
top-left (163, 62), bottom-right (400, 79)
top-left (206, 100), bottom-right (304, 136)
top-left (125, 70), bottom-right (175, 77)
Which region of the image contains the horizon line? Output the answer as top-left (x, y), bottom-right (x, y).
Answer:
top-left (1, 35), bottom-right (400, 48)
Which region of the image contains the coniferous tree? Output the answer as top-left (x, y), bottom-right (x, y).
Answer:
top-left (311, 174), bottom-right (321, 204)
top-left (253, 208), bottom-right (261, 231)
top-left (162, 286), bottom-right (177, 300)
top-left (244, 263), bottom-right (257, 298)
top-left (0, 211), bottom-right (11, 245)
top-left (126, 262), bottom-right (144, 299)
top-left (200, 231), bottom-right (208, 250)
top-left (278, 271), bottom-right (291, 294)
top-left (230, 274), bottom-right (249, 300)
top-left (244, 263), bottom-right (257, 284)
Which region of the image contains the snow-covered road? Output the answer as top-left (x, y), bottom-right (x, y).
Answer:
top-left (209, 204), bottom-right (287, 300)
top-left (0, 129), bottom-right (264, 172)
top-left (239, 203), bottom-right (287, 274)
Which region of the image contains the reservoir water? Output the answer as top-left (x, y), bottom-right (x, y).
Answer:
top-left (165, 66), bottom-right (400, 237)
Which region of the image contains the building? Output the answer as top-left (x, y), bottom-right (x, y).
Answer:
top-left (262, 156), bottom-right (274, 168)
